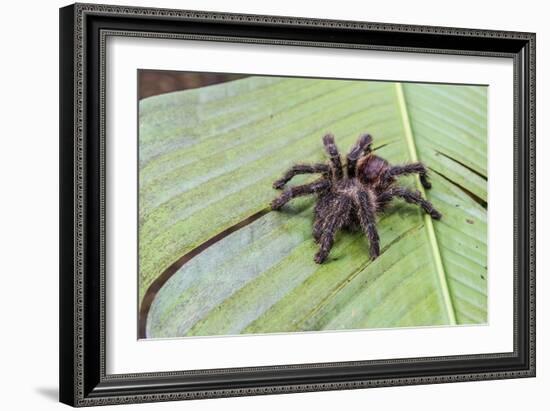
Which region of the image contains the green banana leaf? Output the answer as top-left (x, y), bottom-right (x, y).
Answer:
top-left (138, 76), bottom-right (487, 338)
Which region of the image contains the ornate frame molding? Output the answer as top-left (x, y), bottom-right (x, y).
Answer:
top-left (60, 3), bottom-right (535, 407)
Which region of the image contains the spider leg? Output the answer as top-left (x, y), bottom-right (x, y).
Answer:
top-left (271, 179), bottom-right (330, 210)
top-left (272, 163), bottom-right (330, 189)
top-left (383, 163), bottom-right (432, 189)
top-left (355, 190), bottom-right (381, 259)
top-left (322, 133), bottom-right (344, 180)
top-left (346, 133), bottom-right (373, 177)
top-left (314, 197), bottom-right (352, 264)
top-left (313, 219), bottom-right (324, 244)
top-left (313, 194), bottom-right (332, 243)
top-left (389, 186), bottom-right (442, 219)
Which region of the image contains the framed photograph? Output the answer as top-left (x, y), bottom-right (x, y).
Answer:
top-left (59, 2), bottom-right (536, 407)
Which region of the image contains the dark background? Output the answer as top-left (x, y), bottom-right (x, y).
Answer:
top-left (138, 70), bottom-right (248, 99)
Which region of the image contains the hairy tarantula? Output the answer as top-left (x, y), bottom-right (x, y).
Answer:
top-left (270, 133), bottom-right (442, 264)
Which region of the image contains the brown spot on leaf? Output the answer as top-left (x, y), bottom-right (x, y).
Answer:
top-left (466, 219), bottom-right (474, 224)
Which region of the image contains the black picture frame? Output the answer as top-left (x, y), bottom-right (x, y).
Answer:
top-left (59, 3), bottom-right (536, 407)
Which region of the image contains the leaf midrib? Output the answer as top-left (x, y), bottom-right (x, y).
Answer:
top-left (396, 83), bottom-right (457, 325)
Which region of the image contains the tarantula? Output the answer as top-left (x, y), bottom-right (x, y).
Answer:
top-left (270, 133), bottom-right (442, 264)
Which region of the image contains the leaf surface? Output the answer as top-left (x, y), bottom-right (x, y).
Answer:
top-left (138, 77), bottom-right (487, 338)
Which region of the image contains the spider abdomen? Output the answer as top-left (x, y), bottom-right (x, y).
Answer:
top-left (358, 154), bottom-right (391, 188)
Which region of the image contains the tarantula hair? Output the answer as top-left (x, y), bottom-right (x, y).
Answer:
top-left (271, 133), bottom-right (442, 264)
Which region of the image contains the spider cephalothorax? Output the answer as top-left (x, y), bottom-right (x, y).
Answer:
top-left (271, 133), bottom-right (442, 264)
